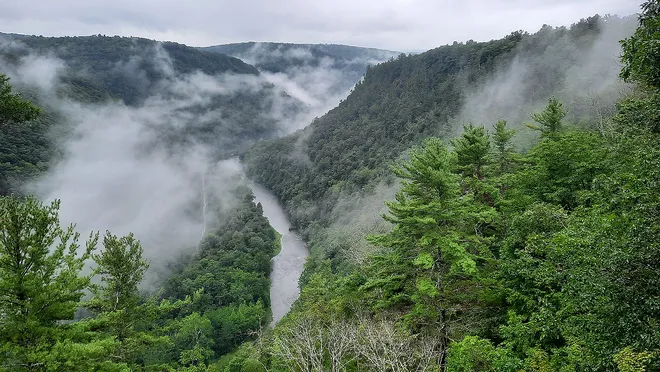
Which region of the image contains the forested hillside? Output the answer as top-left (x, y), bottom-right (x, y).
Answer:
top-left (0, 34), bottom-right (304, 196)
top-left (203, 42), bottom-right (396, 76)
top-left (0, 161), bottom-right (281, 370)
top-left (226, 7), bottom-right (660, 372)
top-left (243, 14), bottom-right (635, 248)
top-left (0, 34), bottom-right (304, 370)
top-left (203, 42), bottom-right (398, 126)
top-left (1, 2), bottom-right (659, 370)
top-left (1, 33), bottom-right (260, 105)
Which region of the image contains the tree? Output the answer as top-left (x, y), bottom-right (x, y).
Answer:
top-left (0, 75), bottom-right (40, 127)
top-left (491, 120), bottom-right (516, 175)
top-left (176, 312), bottom-right (215, 370)
top-left (91, 232), bottom-right (149, 317)
top-left (87, 231), bottom-right (150, 366)
top-left (0, 196), bottom-right (97, 370)
top-left (364, 138), bottom-right (491, 368)
top-left (525, 98), bottom-right (566, 139)
top-left (620, 1), bottom-right (660, 89)
top-left (452, 124), bottom-right (491, 179)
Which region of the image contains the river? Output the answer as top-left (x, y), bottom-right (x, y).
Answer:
top-left (249, 182), bottom-right (309, 325)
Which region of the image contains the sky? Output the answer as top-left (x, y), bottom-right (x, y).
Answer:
top-left (1, 0), bottom-right (642, 52)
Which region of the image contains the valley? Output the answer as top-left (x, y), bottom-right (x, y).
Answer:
top-left (1, 3), bottom-right (659, 371)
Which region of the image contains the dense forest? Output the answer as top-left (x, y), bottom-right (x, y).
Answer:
top-left (1, 1), bottom-right (660, 371)
top-left (230, 5), bottom-right (658, 372)
top-left (243, 15), bottom-right (636, 240)
top-left (0, 33), bottom-right (304, 196)
top-left (0, 165), bottom-right (280, 370)
top-left (0, 33), bottom-right (260, 105)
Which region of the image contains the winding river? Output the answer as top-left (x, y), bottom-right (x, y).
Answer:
top-left (249, 182), bottom-right (309, 325)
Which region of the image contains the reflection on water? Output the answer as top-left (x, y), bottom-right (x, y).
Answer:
top-left (250, 182), bottom-right (309, 325)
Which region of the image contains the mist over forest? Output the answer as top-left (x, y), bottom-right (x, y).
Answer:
top-left (1, 2), bottom-right (659, 371)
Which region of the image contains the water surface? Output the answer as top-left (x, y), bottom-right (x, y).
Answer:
top-left (250, 182), bottom-right (309, 325)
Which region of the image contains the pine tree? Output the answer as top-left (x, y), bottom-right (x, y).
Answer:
top-left (0, 196), bottom-right (97, 370)
top-left (452, 124), bottom-right (491, 179)
top-left (91, 232), bottom-right (149, 317)
top-left (364, 138), bottom-right (489, 368)
top-left (526, 97), bottom-right (566, 139)
top-left (491, 120), bottom-right (516, 175)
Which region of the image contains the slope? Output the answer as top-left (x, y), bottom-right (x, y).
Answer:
top-left (223, 9), bottom-right (660, 371)
top-left (203, 42), bottom-right (399, 128)
top-left (243, 15), bottom-right (636, 242)
top-left (0, 34), bottom-right (305, 195)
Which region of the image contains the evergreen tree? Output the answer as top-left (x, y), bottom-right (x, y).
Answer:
top-left (452, 124), bottom-right (491, 179)
top-left (88, 231), bottom-right (151, 364)
top-left (525, 97), bottom-right (566, 139)
top-left (491, 120), bottom-right (516, 175)
top-left (91, 232), bottom-right (149, 319)
top-left (0, 196), bottom-right (97, 370)
top-left (364, 138), bottom-right (498, 368)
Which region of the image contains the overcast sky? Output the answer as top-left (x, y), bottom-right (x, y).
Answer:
top-left (1, 0), bottom-right (641, 52)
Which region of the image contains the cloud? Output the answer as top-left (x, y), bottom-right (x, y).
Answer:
top-left (1, 0), bottom-right (641, 52)
top-left (452, 15), bottom-right (636, 144)
top-left (224, 43), bottom-right (397, 131)
top-left (0, 45), bottom-right (279, 283)
top-left (1, 35), bottom-right (385, 285)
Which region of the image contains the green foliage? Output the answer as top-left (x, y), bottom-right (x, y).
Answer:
top-left (0, 74), bottom-right (40, 127)
top-left (614, 347), bottom-right (660, 372)
top-left (83, 231), bottom-right (152, 366)
top-left (0, 196), bottom-right (98, 370)
top-left (621, 1), bottom-right (660, 89)
top-left (446, 336), bottom-right (523, 372)
top-left (91, 232), bottom-right (149, 315)
top-left (0, 182), bottom-right (279, 369)
top-left (175, 312), bottom-right (215, 368)
top-left (525, 97), bottom-right (567, 138)
top-left (2, 7), bottom-right (658, 371)
top-left (361, 136), bottom-right (500, 362)
top-left (452, 124), bottom-right (491, 179)
top-left (491, 120), bottom-right (516, 174)
top-left (244, 70), bottom-right (659, 372)
top-left (514, 130), bottom-right (609, 209)
top-left (164, 190), bottom-right (276, 310)
top-left (243, 16), bottom-right (632, 269)
top-left (204, 42), bottom-right (397, 99)
top-left (158, 187), bottom-right (278, 363)
top-left (0, 34), bottom-right (306, 196)
top-left (206, 302), bottom-right (267, 355)
top-left (3, 35), bottom-right (258, 106)
top-left (0, 75), bottom-right (48, 196)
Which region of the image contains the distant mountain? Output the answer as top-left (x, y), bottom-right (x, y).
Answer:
top-left (203, 42), bottom-right (399, 74)
top-left (0, 34), bottom-right (304, 195)
top-left (1, 33), bottom-right (261, 105)
top-left (203, 42), bottom-right (400, 126)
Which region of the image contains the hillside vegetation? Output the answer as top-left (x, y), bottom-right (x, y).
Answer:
top-left (228, 8), bottom-right (659, 372)
top-left (203, 42), bottom-right (396, 76)
top-left (243, 14), bottom-right (635, 255)
top-left (0, 34), bottom-right (303, 195)
top-left (204, 42), bottom-right (399, 126)
top-left (1, 2), bottom-right (659, 370)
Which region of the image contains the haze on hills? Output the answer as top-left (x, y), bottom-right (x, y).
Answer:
top-left (2, 1), bottom-right (659, 371)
